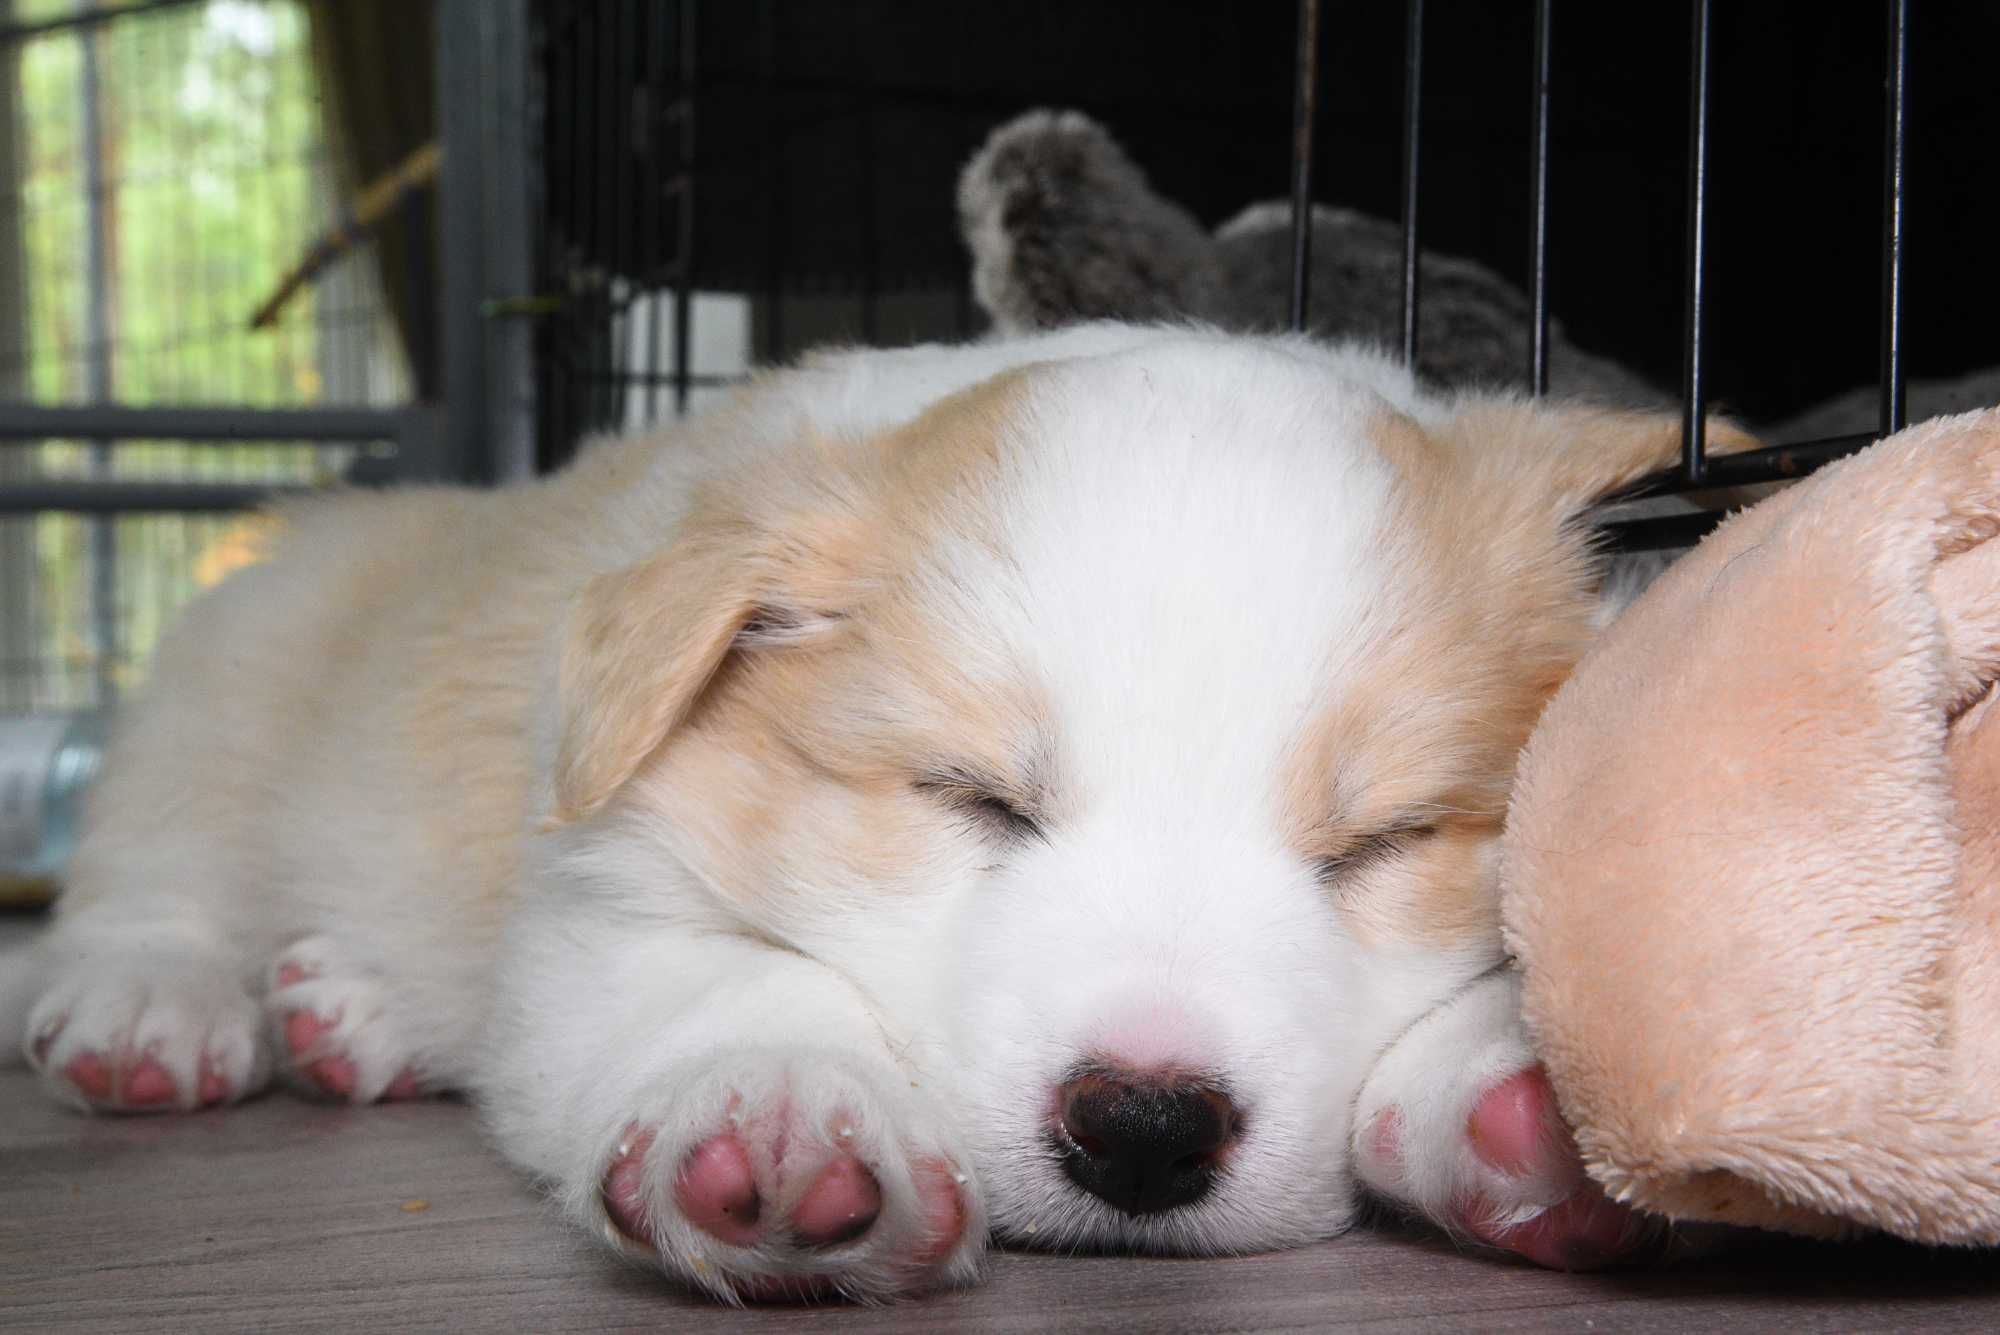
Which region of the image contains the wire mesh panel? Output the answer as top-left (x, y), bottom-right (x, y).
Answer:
top-left (0, 0), bottom-right (412, 710)
top-left (534, 0), bottom-right (1010, 466)
top-left (4, 508), bottom-right (262, 709)
top-left (0, 0), bottom-right (406, 408)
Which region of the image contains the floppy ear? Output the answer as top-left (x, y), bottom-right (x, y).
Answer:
top-left (549, 501), bottom-right (864, 826)
top-left (1436, 398), bottom-right (1761, 516)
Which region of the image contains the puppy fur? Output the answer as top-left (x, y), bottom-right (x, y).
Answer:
top-left (1, 325), bottom-right (1743, 1300)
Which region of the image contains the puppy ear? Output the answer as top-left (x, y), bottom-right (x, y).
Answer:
top-left (549, 502), bottom-right (862, 826)
top-left (1437, 398), bottom-right (1761, 515)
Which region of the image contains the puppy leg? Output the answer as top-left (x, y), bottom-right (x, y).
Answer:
top-left (1351, 970), bottom-right (1653, 1269)
top-left (23, 913), bottom-right (268, 1113)
top-left (480, 914), bottom-right (982, 1303)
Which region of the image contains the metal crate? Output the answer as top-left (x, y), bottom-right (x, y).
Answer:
top-left (534, 0), bottom-right (1945, 550)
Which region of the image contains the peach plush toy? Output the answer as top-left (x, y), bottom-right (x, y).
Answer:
top-left (1502, 408), bottom-right (2000, 1245)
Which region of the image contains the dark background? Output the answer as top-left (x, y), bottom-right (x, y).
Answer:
top-left (547, 0), bottom-right (1998, 429)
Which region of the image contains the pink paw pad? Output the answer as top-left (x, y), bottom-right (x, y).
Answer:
top-left (122, 1057), bottom-right (177, 1107)
top-left (791, 1154), bottom-right (883, 1247)
top-left (61, 1050), bottom-right (112, 1101)
top-left (601, 1110), bottom-right (967, 1302)
top-left (1467, 1188), bottom-right (1649, 1271)
top-left (280, 1001), bottom-right (421, 1103)
top-left (1462, 1065), bottom-right (1647, 1270)
top-left (282, 1008), bottom-right (356, 1098)
top-left (605, 1128), bottom-right (902, 1254)
top-left (603, 1127), bottom-right (665, 1246)
top-left (56, 1048), bottom-right (191, 1109)
top-left (670, 1133), bottom-right (765, 1247)
top-left (911, 1156), bottom-right (970, 1265)
top-left (1467, 1066), bottom-right (1570, 1180)
top-left (1466, 1066), bottom-right (1576, 1181)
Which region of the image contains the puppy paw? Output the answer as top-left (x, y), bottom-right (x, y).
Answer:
top-left (1354, 971), bottom-right (1653, 1270)
top-left (25, 949), bottom-right (267, 1113)
top-left (596, 1049), bottom-right (981, 1303)
top-left (267, 936), bottom-right (428, 1103)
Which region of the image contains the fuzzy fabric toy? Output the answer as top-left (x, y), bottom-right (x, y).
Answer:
top-left (1501, 407), bottom-right (2000, 1245)
top-left (957, 109), bottom-right (1663, 406)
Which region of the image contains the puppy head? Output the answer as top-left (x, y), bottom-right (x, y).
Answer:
top-left (548, 337), bottom-right (1740, 1255)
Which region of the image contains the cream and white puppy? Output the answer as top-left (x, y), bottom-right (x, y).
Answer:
top-left (1, 325), bottom-right (1737, 1300)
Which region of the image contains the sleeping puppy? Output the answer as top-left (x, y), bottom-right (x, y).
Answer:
top-left (1, 325), bottom-right (1748, 1300)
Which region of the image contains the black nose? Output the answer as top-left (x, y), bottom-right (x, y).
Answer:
top-left (1055, 1069), bottom-right (1240, 1216)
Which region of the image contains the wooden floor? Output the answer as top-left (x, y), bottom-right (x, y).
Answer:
top-left (5, 917), bottom-right (2000, 1332)
top-left (12, 1074), bottom-right (2000, 1330)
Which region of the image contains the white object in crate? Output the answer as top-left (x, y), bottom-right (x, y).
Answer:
top-left (0, 713), bottom-right (108, 903)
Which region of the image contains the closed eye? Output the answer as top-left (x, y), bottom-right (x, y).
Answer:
top-left (1312, 821), bottom-right (1439, 884)
top-left (913, 767), bottom-right (1047, 843)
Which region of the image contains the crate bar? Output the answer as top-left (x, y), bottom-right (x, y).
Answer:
top-left (1878, 0), bottom-right (1908, 437)
top-left (568, 369), bottom-right (740, 388)
top-left (1680, 0), bottom-right (1712, 484)
top-left (0, 405), bottom-right (427, 443)
top-left (1602, 430), bottom-right (1880, 550)
top-left (478, 0), bottom-right (537, 481)
top-left (1287, 0), bottom-right (1321, 332)
top-left (1527, 0), bottom-right (1552, 395)
top-left (556, 0), bottom-right (584, 445)
top-left (759, 0), bottom-right (784, 363)
top-left (672, 0), bottom-right (698, 415)
top-left (613, 0), bottom-right (638, 294)
top-left (0, 482), bottom-right (305, 516)
top-left (576, 0), bottom-right (601, 321)
top-left (437, 0), bottom-right (494, 482)
top-left (608, 0), bottom-right (639, 419)
top-left (589, 4), bottom-right (616, 435)
top-left (79, 6), bottom-right (115, 702)
top-left (1399, 0), bottom-right (1424, 366)
top-left (640, 0), bottom-right (666, 424)
top-left (1606, 430), bottom-right (1876, 507)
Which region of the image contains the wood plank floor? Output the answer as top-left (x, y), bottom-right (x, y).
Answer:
top-left (5, 923), bottom-right (1999, 1330)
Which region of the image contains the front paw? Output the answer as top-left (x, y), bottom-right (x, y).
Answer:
top-left (26, 945), bottom-right (267, 1114)
top-left (266, 936), bottom-right (434, 1103)
top-left (1354, 972), bottom-right (1654, 1270)
top-left (596, 1048), bottom-right (982, 1303)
